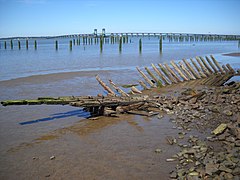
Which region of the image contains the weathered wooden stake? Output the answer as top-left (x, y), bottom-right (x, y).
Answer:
top-left (210, 55), bottom-right (224, 74)
top-left (26, 40), bottom-right (28, 50)
top-left (18, 40), bottom-right (21, 50)
top-left (136, 67), bottom-right (156, 88)
top-left (170, 61), bottom-right (189, 81)
top-left (69, 40), bottom-right (72, 51)
top-left (109, 80), bottom-right (129, 97)
top-left (119, 36), bottom-right (122, 53)
top-left (190, 58), bottom-right (207, 78)
top-left (151, 64), bottom-right (169, 85)
top-left (159, 35), bottom-right (163, 53)
top-left (139, 39), bottom-right (142, 53)
top-left (205, 56), bottom-right (218, 73)
top-left (196, 57), bottom-right (209, 76)
top-left (138, 80), bottom-right (150, 90)
top-left (10, 40), bottom-right (13, 49)
top-left (4, 41), bottom-right (7, 49)
top-left (145, 67), bottom-right (162, 87)
top-left (158, 63), bottom-right (176, 83)
top-left (34, 40), bottom-right (37, 50)
top-left (55, 40), bottom-right (58, 50)
top-left (183, 59), bottom-right (201, 79)
top-left (164, 63), bottom-right (182, 82)
top-left (96, 75), bottom-right (115, 96)
top-left (199, 56), bottom-right (213, 74)
top-left (100, 36), bottom-right (103, 53)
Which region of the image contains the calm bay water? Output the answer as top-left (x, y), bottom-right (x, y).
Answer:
top-left (0, 37), bottom-right (239, 81)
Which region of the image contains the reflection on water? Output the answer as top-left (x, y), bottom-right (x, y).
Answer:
top-left (19, 109), bottom-right (90, 125)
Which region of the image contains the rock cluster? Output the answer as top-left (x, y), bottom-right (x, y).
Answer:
top-left (160, 82), bottom-right (240, 179)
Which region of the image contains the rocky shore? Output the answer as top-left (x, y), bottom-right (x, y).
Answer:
top-left (156, 82), bottom-right (240, 179)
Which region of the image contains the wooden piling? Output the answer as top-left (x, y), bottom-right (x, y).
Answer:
top-left (34, 40), bottom-right (37, 50)
top-left (158, 63), bottom-right (177, 83)
top-left (26, 40), bottom-right (28, 50)
top-left (10, 40), bottom-right (13, 49)
top-left (164, 63), bottom-right (182, 82)
top-left (151, 64), bottom-right (169, 85)
top-left (170, 61), bottom-right (189, 81)
top-left (159, 36), bottom-right (163, 53)
top-left (119, 36), bottom-right (122, 53)
top-left (55, 40), bottom-right (58, 50)
top-left (183, 59), bottom-right (201, 79)
top-left (139, 39), bottom-right (142, 53)
top-left (4, 41), bottom-right (7, 49)
top-left (69, 40), bottom-right (72, 51)
top-left (18, 40), bottom-right (21, 50)
top-left (100, 36), bottom-right (103, 53)
top-left (136, 67), bottom-right (156, 88)
top-left (210, 55), bottom-right (224, 74)
top-left (205, 56), bottom-right (218, 73)
top-left (199, 56), bottom-right (213, 74)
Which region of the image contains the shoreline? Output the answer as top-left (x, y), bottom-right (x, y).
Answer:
top-left (222, 52), bottom-right (240, 57)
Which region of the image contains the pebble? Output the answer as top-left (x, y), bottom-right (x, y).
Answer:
top-left (155, 148), bottom-right (162, 153)
top-left (50, 156), bottom-right (55, 160)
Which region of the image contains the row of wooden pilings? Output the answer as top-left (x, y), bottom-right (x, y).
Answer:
top-left (0, 36), bottom-right (163, 53)
top-left (136, 55), bottom-right (237, 90)
top-left (1, 35), bottom-right (239, 52)
top-left (94, 55), bottom-right (239, 98)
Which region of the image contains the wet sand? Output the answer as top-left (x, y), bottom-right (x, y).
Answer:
top-left (0, 61), bottom-right (239, 179)
top-left (0, 69), bottom-right (180, 179)
top-left (222, 52), bottom-right (240, 57)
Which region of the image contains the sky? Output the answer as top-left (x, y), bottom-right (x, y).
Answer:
top-left (0, 0), bottom-right (240, 37)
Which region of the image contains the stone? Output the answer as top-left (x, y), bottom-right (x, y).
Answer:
top-left (223, 110), bottom-right (233, 116)
top-left (205, 162), bottom-right (219, 175)
top-left (166, 158), bottom-right (176, 162)
top-left (155, 148), bottom-right (162, 153)
top-left (212, 123), bottom-right (228, 135)
top-left (219, 165), bottom-right (233, 173)
top-left (50, 156), bottom-right (55, 160)
top-left (188, 172), bottom-right (199, 176)
top-left (169, 171), bottom-right (177, 178)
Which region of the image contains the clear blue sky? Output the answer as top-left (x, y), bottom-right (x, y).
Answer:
top-left (0, 0), bottom-right (240, 37)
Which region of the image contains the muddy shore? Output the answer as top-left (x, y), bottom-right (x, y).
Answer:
top-left (1, 79), bottom-right (239, 179)
top-left (0, 62), bottom-right (240, 179)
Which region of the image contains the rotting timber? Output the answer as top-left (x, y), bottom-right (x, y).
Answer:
top-left (1, 55), bottom-right (240, 117)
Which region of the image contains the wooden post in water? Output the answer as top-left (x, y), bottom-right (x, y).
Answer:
top-left (119, 36), bottom-right (122, 53)
top-left (4, 41), bottom-right (7, 49)
top-left (55, 40), bottom-right (58, 50)
top-left (69, 40), bottom-right (72, 51)
top-left (18, 40), bottom-right (21, 50)
top-left (26, 39), bottom-right (28, 50)
top-left (159, 35), bottom-right (163, 54)
top-left (100, 36), bottom-right (103, 53)
top-left (139, 39), bottom-right (142, 53)
top-left (34, 40), bottom-right (37, 50)
top-left (10, 40), bottom-right (13, 49)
